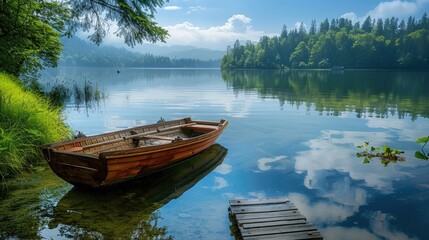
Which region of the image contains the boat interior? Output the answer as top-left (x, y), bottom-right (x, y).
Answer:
top-left (49, 120), bottom-right (221, 155)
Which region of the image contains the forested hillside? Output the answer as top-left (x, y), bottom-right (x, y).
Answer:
top-left (222, 13), bottom-right (429, 69)
top-left (60, 37), bottom-right (220, 68)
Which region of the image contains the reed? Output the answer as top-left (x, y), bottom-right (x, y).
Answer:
top-left (0, 73), bottom-right (71, 182)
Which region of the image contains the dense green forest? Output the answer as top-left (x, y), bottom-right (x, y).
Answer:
top-left (60, 37), bottom-right (220, 68)
top-left (222, 13), bottom-right (429, 69)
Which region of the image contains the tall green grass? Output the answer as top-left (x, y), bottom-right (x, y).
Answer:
top-left (0, 73), bottom-right (71, 181)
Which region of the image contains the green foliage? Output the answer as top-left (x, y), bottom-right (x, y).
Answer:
top-left (357, 136), bottom-right (429, 163)
top-left (0, 73), bottom-right (71, 181)
top-left (416, 136), bottom-right (429, 144)
top-left (66, 0), bottom-right (168, 47)
top-left (356, 142), bottom-right (405, 167)
top-left (0, 0), bottom-right (168, 78)
top-left (290, 41), bottom-right (310, 68)
top-left (415, 136), bottom-right (429, 160)
top-left (44, 79), bottom-right (106, 109)
top-left (0, 0), bottom-right (66, 78)
top-left (222, 13), bottom-right (429, 69)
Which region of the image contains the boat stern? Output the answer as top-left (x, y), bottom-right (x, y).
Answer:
top-left (41, 147), bottom-right (107, 187)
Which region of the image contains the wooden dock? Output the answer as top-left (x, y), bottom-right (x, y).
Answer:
top-left (229, 197), bottom-right (323, 240)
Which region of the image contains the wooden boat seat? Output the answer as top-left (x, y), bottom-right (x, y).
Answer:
top-left (148, 140), bottom-right (172, 146)
top-left (134, 135), bottom-right (188, 147)
top-left (183, 124), bottom-right (218, 132)
top-left (141, 135), bottom-right (176, 141)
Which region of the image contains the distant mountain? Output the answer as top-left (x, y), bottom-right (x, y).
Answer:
top-left (165, 49), bottom-right (225, 61)
top-left (120, 43), bottom-right (225, 61)
top-left (59, 37), bottom-right (221, 68)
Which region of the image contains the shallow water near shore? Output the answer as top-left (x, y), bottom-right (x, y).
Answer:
top-left (1, 68), bottom-right (429, 239)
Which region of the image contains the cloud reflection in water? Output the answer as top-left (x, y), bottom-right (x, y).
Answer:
top-left (292, 127), bottom-right (425, 240)
top-left (294, 130), bottom-right (422, 193)
top-left (256, 155), bottom-right (288, 171)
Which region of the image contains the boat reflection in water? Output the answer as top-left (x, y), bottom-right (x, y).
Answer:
top-left (48, 144), bottom-right (227, 239)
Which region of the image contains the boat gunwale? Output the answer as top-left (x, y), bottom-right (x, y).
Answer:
top-left (41, 118), bottom-right (227, 157)
top-left (40, 117), bottom-right (194, 149)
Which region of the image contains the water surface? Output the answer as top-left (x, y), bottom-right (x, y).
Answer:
top-left (1, 68), bottom-right (429, 239)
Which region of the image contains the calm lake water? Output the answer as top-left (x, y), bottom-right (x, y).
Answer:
top-left (1, 68), bottom-right (429, 240)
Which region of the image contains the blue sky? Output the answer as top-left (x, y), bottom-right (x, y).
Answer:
top-left (100, 0), bottom-right (429, 50)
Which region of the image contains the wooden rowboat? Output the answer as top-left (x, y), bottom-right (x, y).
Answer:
top-left (41, 117), bottom-right (228, 187)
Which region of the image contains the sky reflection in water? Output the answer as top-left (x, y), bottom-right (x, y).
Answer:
top-left (20, 69), bottom-right (429, 239)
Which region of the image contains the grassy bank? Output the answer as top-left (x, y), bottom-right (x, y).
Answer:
top-left (0, 72), bottom-right (71, 181)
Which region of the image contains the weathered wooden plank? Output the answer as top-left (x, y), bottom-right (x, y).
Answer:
top-left (243, 230), bottom-right (323, 240)
top-left (230, 197), bottom-right (290, 206)
top-left (242, 219), bottom-right (307, 229)
top-left (237, 215), bottom-right (306, 225)
top-left (230, 202), bottom-right (297, 214)
top-left (57, 162), bottom-right (98, 172)
top-left (183, 124), bottom-right (218, 131)
top-left (234, 209), bottom-right (303, 220)
top-left (240, 224), bottom-right (318, 238)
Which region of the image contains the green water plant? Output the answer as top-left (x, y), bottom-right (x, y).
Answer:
top-left (415, 136), bottom-right (429, 160)
top-left (0, 73), bottom-right (71, 182)
top-left (356, 142), bottom-right (405, 167)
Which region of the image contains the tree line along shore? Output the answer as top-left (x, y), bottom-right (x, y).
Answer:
top-left (222, 13), bottom-right (429, 70)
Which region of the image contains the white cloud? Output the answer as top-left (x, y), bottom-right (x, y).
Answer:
top-left (77, 14), bottom-right (268, 50)
top-left (294, 22), bottom-right (307, 31)
top-left (341, 0), bottom-right (429, 23)
top-left (164, 6), bottom-right (182, 11)
top-left (187, 6), bottom-right (205, 14)
top-left (341, 12), bottom-right (359, 22)
top-left (367, 0), bottom-right (419, 19)
top-left (163, 14), bottom-right (267, 50)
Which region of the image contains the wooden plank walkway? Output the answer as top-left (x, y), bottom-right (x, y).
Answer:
top-left (229, 197), bottom-right (323, 240)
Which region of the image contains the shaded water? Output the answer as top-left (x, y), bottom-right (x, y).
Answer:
top-left (1, 68), bottom-right (429, 239)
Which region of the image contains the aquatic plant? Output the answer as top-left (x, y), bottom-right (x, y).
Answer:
top-left (415, 136), bottom-right (429, 160)
top-left (46, 84), bottom-right (71, 106)
top-left (43, 77), bottom-right (106, 112)
top-left (0, 73), bottom-right (71, 182)
top-left (356, 142), bottom-right (405, 167)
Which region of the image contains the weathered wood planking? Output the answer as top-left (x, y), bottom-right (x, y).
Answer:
top-left (229, 197), bottom-right (323, 240)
